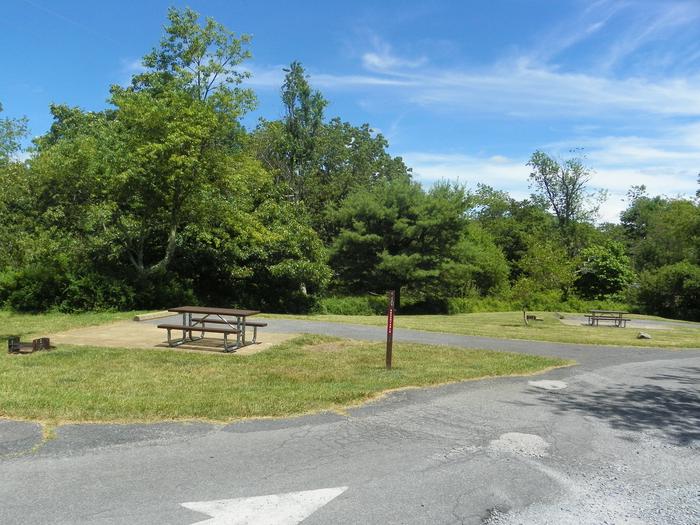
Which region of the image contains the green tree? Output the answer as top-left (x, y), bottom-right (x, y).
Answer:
top-left (574, 242), bottom-right (634, 299)
top-left (527, 150), bottom-right (604, 255)
top-left (0, 103), bottom-right (28, 165)
top-left (518, 232), bottom-right (577, 298)
top-left (0, 103), bottom-right (31, 270)
top-left (621, 191), bottom-right (699, 271)
top-left (329, 179), bottom-right (474, 308)
top-left (437, 223), bottom-right (509, 298)
top-left (636, 262), bottom-right (700, 321)
top-left (252, 66), bottom-right (411, 239)
top-left (255, 62), bottom-right (327, 202)
top-left (105, 6), bottom-right (255, 278)
top-left (2, 8), bottom-right (331, 312)
top-left (471, 184), bottom-right (554, 280)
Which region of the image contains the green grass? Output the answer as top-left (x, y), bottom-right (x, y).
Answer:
top-left (0, 335), bottom-right (568, 423)
top-left (262, 311), bottom-right (700, 349)
top-left (0, 310), bottom-right (143, 342)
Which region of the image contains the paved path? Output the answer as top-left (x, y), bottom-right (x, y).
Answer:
top-left (2, 319), bottom-right (699, 524)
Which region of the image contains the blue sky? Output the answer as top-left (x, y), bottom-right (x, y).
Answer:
top-left (2, 0), bottom-right (699, 221)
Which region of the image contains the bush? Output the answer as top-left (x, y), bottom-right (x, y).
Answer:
top-left (314, 295), bottom-right (388, 315)
top-left (0, 265), bottom-right (69, 312)
top-left (575, 242), bottom-right (634, 299)
top-left (636, 262), bottom-right (700, 321)
top-left (314, 292), bottom-right (631, 316)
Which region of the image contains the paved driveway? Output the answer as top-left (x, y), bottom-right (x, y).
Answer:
top-left (2, 319), bottom-right (699, 524)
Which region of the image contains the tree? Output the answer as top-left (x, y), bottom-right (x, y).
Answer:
top-left (257, 61), bottom-right (327, 202)
top-left (252, 65), bottom-right (411, 238)
top-left (471, 184), bottom-right (554, 280)
top-left (574, 242), bottom-right (634, 299)
top-left (0, 103), bottom-right (31, 270)
top-left (636, 262), bottom-right (700, 321)
top-left (329, 179), bottom-right (473, 309)
top-left (527, 150), bottom-right (603, 255)
top-left (1, 8), bottom-right (333, 312)
top-left (105, 6), bottom-right (255, 278)
top-left (518, 232), bottom-right (577, 298)
top-left (437, 223), bottom-right (509, 298)
top-left (0, 103), bottom-right (28, 165)
top-left (621, 192), bottom-right (699, 271)
top-left (136, 7), bottom-right (255, 111)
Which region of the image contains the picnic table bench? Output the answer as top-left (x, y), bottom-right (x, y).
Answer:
top-left (157, 306), bottom-right (263, 352)
top-left (585, 310), bottom-right (631, 328)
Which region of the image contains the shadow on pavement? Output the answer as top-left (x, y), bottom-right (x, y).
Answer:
top-left (539, 367), bottom-right (700, 446)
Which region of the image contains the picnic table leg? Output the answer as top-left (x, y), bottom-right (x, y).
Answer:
top-left (190, 313), bottom-right (205, 342)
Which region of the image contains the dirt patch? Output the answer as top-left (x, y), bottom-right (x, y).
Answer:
top-left (48, 321), bottom-right (298, 355)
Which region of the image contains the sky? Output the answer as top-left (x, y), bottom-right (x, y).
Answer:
top-left (2, 0), bottom-right (699, 222)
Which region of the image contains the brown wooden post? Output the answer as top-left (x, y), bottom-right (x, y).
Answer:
top-left (386, 290), bottom-right (395, 370)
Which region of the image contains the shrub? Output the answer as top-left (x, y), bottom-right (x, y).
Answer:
top-left (315, 295), bottom-right (387, 315)
top-left (575, 242), bottom-right (634, 299)
top-left (636, 262), bottom-right (700, 321)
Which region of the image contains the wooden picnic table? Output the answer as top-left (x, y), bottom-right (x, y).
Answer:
top-left (160, 306), bottom-right (262, 352)
top-left (586, 309), bottom-right (630, 328)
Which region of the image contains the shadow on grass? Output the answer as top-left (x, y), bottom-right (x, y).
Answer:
top-left (539, 367), bottom-right (700, 446)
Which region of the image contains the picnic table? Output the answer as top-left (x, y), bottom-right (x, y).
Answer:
top-left (585, 309), bottom-right (631, 328)
top-left (157, 306), bottom-right (266, 352)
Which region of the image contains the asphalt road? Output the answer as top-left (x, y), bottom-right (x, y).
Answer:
top-left (2, 319), bottom-right (699, 524)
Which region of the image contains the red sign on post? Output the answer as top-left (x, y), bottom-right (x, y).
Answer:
top-left (386, 290), bottom-right (395, 369)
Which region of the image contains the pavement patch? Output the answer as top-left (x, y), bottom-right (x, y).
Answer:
top-left (0, 420), bottom-right (43, 457)
top-left (38, 422), bottom-right (216, 456)
top-left (489, 432), bottom-right (551, 457)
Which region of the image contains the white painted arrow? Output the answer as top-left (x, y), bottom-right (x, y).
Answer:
top-left (181, 486), bottom-right (348, 525)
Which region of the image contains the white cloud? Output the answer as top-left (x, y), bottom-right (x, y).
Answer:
top-left (597, 1), bottom-right (700, 71)
top-left (361, 37), bottom-right (427, 73)
top-left (249, 59), bottom-right (700, 119)
top-left (402, 63), bottom-right (700, 118)
top-left (402, 123), bottom-right (699, 224)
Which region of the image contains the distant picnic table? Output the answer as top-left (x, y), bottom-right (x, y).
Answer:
top-left (157, 306), bottom-right (266, 352)
top-left (585, 309), bottom-right (631, 328)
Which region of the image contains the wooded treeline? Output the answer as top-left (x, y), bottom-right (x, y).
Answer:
top-left (1, 9), bottom-right (698, 319)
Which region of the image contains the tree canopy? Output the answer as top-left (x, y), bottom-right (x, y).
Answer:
top-left (0, 7), bottom-right (698, 320)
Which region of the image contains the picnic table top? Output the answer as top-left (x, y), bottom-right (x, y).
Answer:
top-left (588, 309), bottom-right (628, 315)
top-left (168, 306), bottom-right (260, 317)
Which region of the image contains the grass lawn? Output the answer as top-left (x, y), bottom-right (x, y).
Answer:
top-left (262, 311), bottom-right (700, 349)
top-left (0, 310), bottom-right (143, 341)
top-left (0, 335), bottom-right (569, 423)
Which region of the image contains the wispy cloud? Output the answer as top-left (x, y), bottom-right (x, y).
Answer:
top-left (596, 1), bottom-right (700, 72)
top-left (361, 36), bottom-right (427, 73)
top-left (241, 1), bottom-right (700, 222)
top-left (403, 122), bottom-right (700, 223)
top-left (272, 60), bottom-right (700, 119)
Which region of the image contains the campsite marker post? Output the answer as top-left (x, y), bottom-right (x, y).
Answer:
top-left (386, 290), bottom-right (395, 370)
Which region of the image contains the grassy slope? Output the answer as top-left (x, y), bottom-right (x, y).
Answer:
top-left (0, 335), bottom-right (568, 423)
top-left (262, 311), bottom-right (700, 349)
